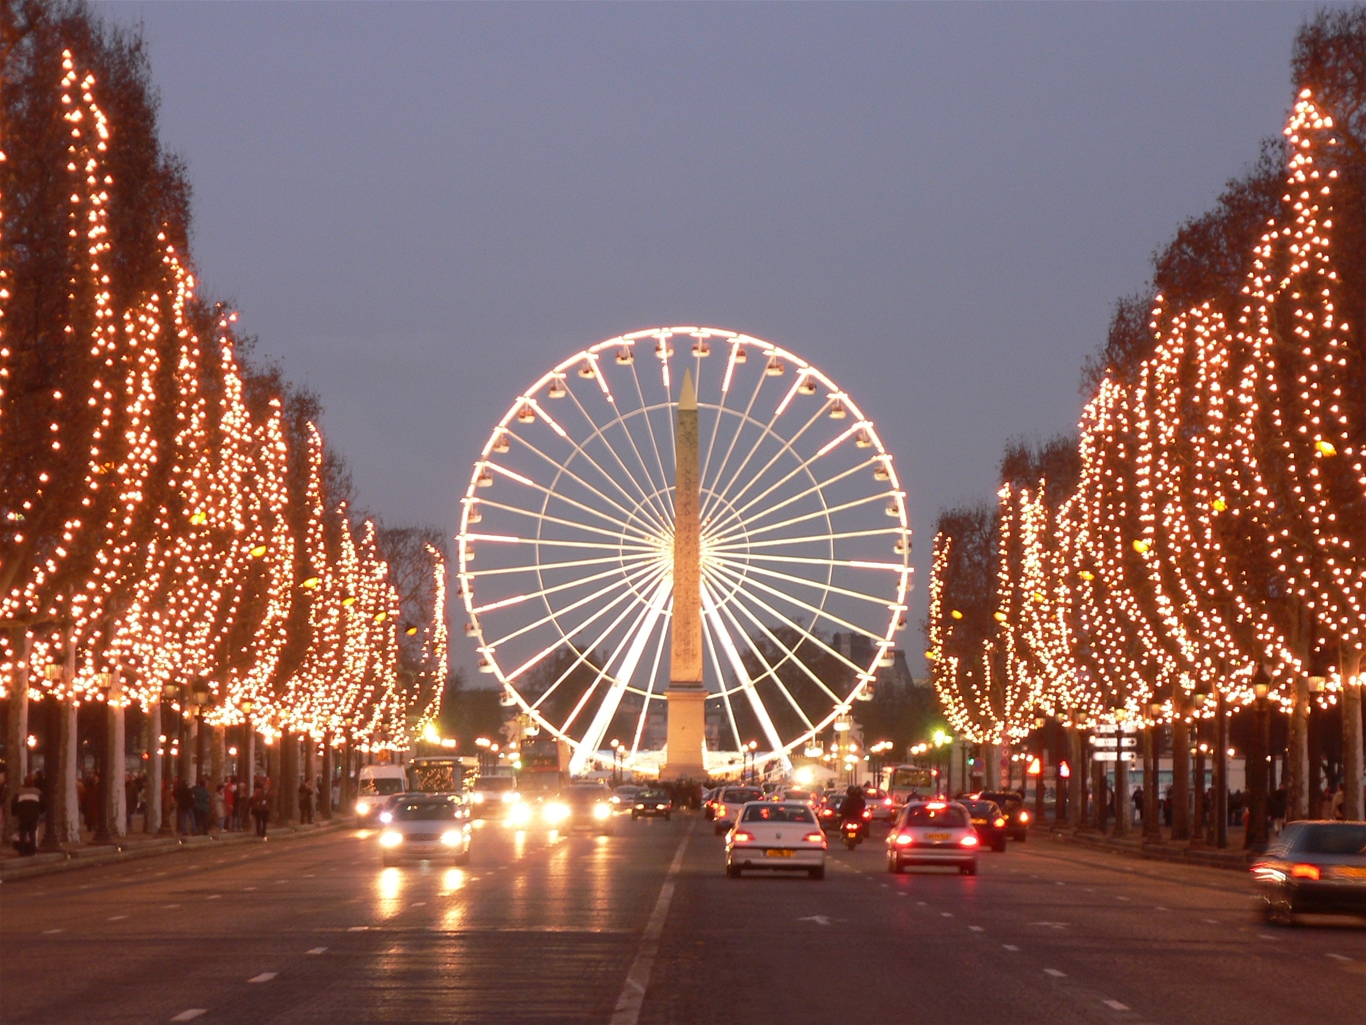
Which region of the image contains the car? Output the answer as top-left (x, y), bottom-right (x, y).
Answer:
top-left (611, 785), bottom-right (643, 812)
top-left (713, 786), bottom-right (766, 834)
top-left (354, 764), bottom-right (408, 824)
top-left (632, 788), bottom-right (673, 820)
top-left (467, 775), bottom-right (521, 819)
top-left (862, 787), bottom-right (896, 822)
top-left (703, 787), bottom-right (719, 820)
top-left (958, 799), bottom-right (1009, 852)
top-left (542, 784), bottom-right (615, 834)
top-left (726, 801), bottom-right (827, 879)
top-left (777, 788), bottom-right (817, 805)
top-left (977, 790), bottom-right (1031, 840)
top-left (817, 793), bottom-right (845, 833)
top-left (1252, 820), bottom-right (1366, 925)
top-left (378, 793), bottom-right (471, 866)
top-left (887, 800), bottom-right (980, 875)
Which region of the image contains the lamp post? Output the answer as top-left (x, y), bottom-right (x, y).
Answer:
top-left (1247, 668), bottom-right (1272, 850)
top-left (91, 671), bottom-right (115, 846)
top-left (610, 739), bottom-right (621, 785)
top-left (1306, 675), bottom-right (1324, 819)
top-left (189, 676), bottom-right (213, 785)
top-left (1144, 700), bottom-right (1161, 840)
top-left (1189, 689), bottom-right (1210, 848)
top-left (1033, 716), bottom-right (1047, 826)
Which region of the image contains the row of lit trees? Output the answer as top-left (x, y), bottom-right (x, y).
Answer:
top-left (0, 7), bottom-right (447, 791)
top-left (928, 11), bottom-right (1365, 829)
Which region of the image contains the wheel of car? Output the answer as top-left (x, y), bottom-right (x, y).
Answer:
top-left (809, 866), bottom-right (825, 880)
top-left (889, 856), bottom-right (904, 875)
top-left (727, 864), bottom-right (742, 878)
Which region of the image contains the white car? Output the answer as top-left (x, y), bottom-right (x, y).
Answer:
top-left (886, 800), bottom-right (979, 875)
top-left (726, 801), bottom-right (827, 879)
top-left (379, 793), bottom-right (472, 866)
top-left (713, 786), bottom-right (766, 835)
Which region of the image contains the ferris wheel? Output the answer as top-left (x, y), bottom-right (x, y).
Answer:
top-left (458, 327), bottom-right (911, 775)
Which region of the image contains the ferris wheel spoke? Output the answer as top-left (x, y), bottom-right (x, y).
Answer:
top-left (474, 499), bottom-right (653, 547)
top-left (700, 359), bottom-right (769, 520)
top-left (479, 460), bottom-right (654, 541)
top-left (717, 491), bottom-right (901, 543)
top-left (629, 603), bottom-right (672, 759)
top-left (730, 552), bottom-right (905, 573)
top-left (465, 551), bottom-right (657, 580)
top-left (560, 380), bottom-right (673, 535)
top-left (627, 360), bottom-right (676, 518)
top-left (508, 434), bottom-right (658, 535)
top-left (569, 574), bottom-right (673, 774)
top-left (706, 582), bottom-right (816, 731)
top-left (464, 532), bottom-right (658, 555)
top-left (483, 558), bottom-right (663, 650)
top-left (708, 554), bottom-right (892, 606)
top-left (719, 461), bottom-right (881, 543)
top-left (701, 612), bottom-right (745, 751)
top-left (701, 581), bottom-right (792, 769)
top-left (708, 526), bottom-right (904, 553)
top-left (728, 448), bottom-right (880, 527)
top-left (471, 560), bottom-right (660, 616)
top-left (705, 558), bottom-right (886, 644)
top-left (707, 402), bottom-right (830, 523)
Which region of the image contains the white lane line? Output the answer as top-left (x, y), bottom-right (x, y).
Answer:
top-left (1257, 933), bottom-right (1277, 941)
top-left (206, 894), bottom-right (222, 900)
top-left (1327, 953), bottom-right (1352, 962)
top-left (1116, 896), bottom-right (1130, 901)
top-left (107, 915), bottom-right (128, 921)
top-left (161, 904), bottom-right (180, 909)
top-left (968, 926), bottom-right (983, 932)
top-left (1002, 944), bottom-right (1019, 952)
top-left (247, 972), bottom-right (277, 983)
top-left (1154, 906), bottom-right (1169, 912)
top-left (1103, 1000), bottom-right (1130, 1011)
top-left (347, 926), bottom-right (369, 932)
top-left (244, 886), bottom-right (258, 891)
top-left (940, 912), bottom-right (953, 918)
top-left (608, 822), bottom-right (694, 1025)
top-left (306, 947), bottom-right (327, 955)
top-left (1055, 881), bottom-right (1066, 886)
top-left (1044, 969), bottom-right (1067, 978)
top-left (411, 902), bottom-right (427, 907)
top-left (42, 928), bottom-right (64, 935)
top-left (1202, 918), bottom-right (1219, 924)
top-left (170, 1010), bottom-right (206, 1022)
top-left (917, 901), bottom-right (927, 906)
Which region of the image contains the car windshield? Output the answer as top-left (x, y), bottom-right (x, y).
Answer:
top-left (782, 790), bottom-right (812, 802)
top-left (742, 803), bottom-right (817, 824)
top-left (360, 778), bottom-right (404, 796)
top-left (562, 787), bottom-right (607, 804)
top-left (1301, 824), bottom-right (1366, 855)
top-left (638, 790), bottom-right (668, 802)
top-left (615, 787), bottom-right (641, 796)
top-left (962, 801), bottom-right (999, 817)
top-left (822, 796), bottom-right (844, 812)
top-left (474, 776), bottom-right (515, 792)
top-left (723, 788), bottom-right (764, 803)
top-left (391, 798), bottom-right (460, 820)
top-left (903, 804), bottom-right (970, 827)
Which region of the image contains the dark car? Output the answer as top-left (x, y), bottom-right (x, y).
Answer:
top-left (817, 794), bottom-right (845, 833)
top-left (544, 784), bottom-right (614, 834)
top-left (1253, 821), bottom-right (1366, 925)
top-left (632, 789), bottom-right (673, 820)
top-left (958, 799), bottom-right (1009, 852)
top-left (977, 790), bottom-right (1031, 841)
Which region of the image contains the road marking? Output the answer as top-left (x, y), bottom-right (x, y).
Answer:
top-left (1103, 1000), bottom-right (1130, 1011)
top-left (968, 926), bottom-right (983, 932)
top-left (917, 901), bottom-right (927, 906)
top-left (940, 912), bottom-right (952, 918)
top-left (244, 886), bottom-right (258, 891)
top-left (1257, 933), bottom-right (1277, 941)
top-left (206, 894), bottom-right (222, 900)
top-left (307, 947), bottom-right (328, 954)
top-left (1055, 881), bottom-right (1066, 886)
top-left (798, 915), bottom-right (832, 926)
top-left (248, 972), bottom-right (277, 983)
top-left (1327, 953), bottom-right (1351, 962)
top-left (411, 901), bottom-right (427, 907)
top-left (1116, 896), bottom-right (1130, 901)
top-left (608, 821), bottom-right (694, 1025)
top-left (107, 915), bottom-right (128, 921)
top-left (347, 926), bottom-right (369, 932)
top-left (1002, 944), bottom-right (1019, 952)
top-left (170, 1011), bottom-right (206, 1022)
top-left (1202, 918), bottom-right (1219, 924)
top-left (161, 904), bottom-right (180, 909)
top-left (42, 928), bottom-right (64, 935)
top-left (1044, 969), bottom-right (1067, 978)
top-left (1154, 906), bottom-right (1169, 912)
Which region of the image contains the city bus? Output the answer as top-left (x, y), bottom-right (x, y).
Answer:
top-left (407, 755), bottom-right (478, 795)
top-left (880, 764), bottom-right (938, 808)
top-left (517, 736), bottom-right (565, 796)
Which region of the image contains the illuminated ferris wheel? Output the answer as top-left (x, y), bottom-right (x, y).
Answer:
top-left (458, 327), bottom-right (911, 774)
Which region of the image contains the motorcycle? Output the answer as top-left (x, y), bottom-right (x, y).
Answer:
top-left (841, 817), bottom-right (867, 850)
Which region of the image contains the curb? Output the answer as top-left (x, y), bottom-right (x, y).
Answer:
top-left (0, 820), bottom-right (345, 882)
top-left (1045, 828), bottom-right (1257, 872)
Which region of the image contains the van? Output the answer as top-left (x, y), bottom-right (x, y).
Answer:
top-left (354, 764), bottom-right (407, 824)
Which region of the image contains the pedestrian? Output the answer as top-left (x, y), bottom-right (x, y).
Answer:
top-left (1131, 787), bottom-right (1144, 823)
top-left (1331, 784), bottom-right (1345, 820)
top-left (1163, 786), bottom-right (1173, 827)
top-left (211, 783), bottom-right (227, 833)
top-left (125, 774), bottom-right (140, 831)
top-left (10, 774), bottom-right (46, 856)
top-left (223, 777), bottom-right (236, 831)
top-left (297, 778), bottom-right (314, 825)
top-left (191, 777), bottom-right (212, 835)
top-left (174, 777), bottom-right (195, 835)
top-left (1270, 786), bottom-right (1287, 835)
top-left (250, 784), bottom-right (270, 837)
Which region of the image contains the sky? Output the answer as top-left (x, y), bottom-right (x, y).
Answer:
top-left (100, 0), bottom-right (1323, 678)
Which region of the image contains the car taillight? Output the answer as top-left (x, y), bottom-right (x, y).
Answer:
top-left (803, 832), bottom-right (825, 844)
top-left (960, 834), bottom-right (979, 847)
top-left (895, 833), bottom-right (914, 846)
top-left (883, 797), bottom-right (893, 806)
top-left (732, 831), bottom-right (754, 843)
top-left (1019, 811), bottom-right (1030, 822)
top-left (862, 809), bottom-right (872, 819)
top-left (994, 818), bottom-right (1006, 828)
top-left (1291, 863), bottom-right (1321, 881)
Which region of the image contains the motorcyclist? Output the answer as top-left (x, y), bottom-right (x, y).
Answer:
top-left (840, 785), bottom-right (867, 834)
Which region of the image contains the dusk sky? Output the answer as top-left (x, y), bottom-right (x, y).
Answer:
top-left (101, 1), bottom-right (1322, 676)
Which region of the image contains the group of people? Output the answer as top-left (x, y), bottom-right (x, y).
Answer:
top-left (1129, 782), bottom-right (1356, 836)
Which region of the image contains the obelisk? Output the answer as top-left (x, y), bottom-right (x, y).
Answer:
top-left (663, 368), bottom-right (707, 779)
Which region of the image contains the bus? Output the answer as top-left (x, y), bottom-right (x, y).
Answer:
top-left (517, 736), bottom-right (565, 796)
top-left (880, 764), bottom-right (938, 808)
top-left (407, 755), bottom-right (479, 795)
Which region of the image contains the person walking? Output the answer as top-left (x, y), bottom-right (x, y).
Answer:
top-left (222, 777), bottom-right (236, 831)
top-left (210, 783), bottom-right (227, 833)
top-left (10, 774), bottom-right (46, 856)
top-left (297, 778), bottom-right (314, 825)
top-left (174, 777), bottom-right (195, 835)
top-left (191, 777), bottom-right (212, 835)
top-left (250, 784), bottom-right (270, 837)
top-left (1131, 786), bottom-right (1144, 825)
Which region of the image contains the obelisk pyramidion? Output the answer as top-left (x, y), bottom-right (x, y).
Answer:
top-left (663, 367), bottom-right (707, 779)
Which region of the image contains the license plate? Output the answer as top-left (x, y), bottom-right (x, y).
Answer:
top-left (1333, 866), bottom-right (1366, 879)
top-left (972, 819), bottom-right (987, 826)
top-left (765, 849), bottom-right (795, 858)
top-left (927, 833), bottom-right (950, 841)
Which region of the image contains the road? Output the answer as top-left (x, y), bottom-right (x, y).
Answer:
top-left (1, 813), bottom-right (1361, 1025)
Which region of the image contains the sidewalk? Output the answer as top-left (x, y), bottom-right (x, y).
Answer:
top-left (0, 817), bottom-right (345, 882)
top-left (1042, 822), bottom-right (1259, 872)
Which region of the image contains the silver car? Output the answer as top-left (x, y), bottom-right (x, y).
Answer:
top-left (379, 793), bottom-right (472, 866)
top-left (1253, 820), bottom-right (1366, 925)
top-left (886, 800), bottom-right (980, 875)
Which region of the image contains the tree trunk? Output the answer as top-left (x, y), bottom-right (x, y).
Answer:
top-left (1171, 702), bottom-right (1191, 841)
top-left (320, 737), bottom-right (333, 820)
top-left (145, 701), bottom-right (162, 834)
top-left (1214, 691), bottom-right (1228, 849)
top-left (40, 695), bottom-right (65, 852)
top-left (1342, 647), bottom-right (1363, 823)
top-left (210, 724), bottom-right (224, 788)
top-left (107, 688), bottom-right (126, 838)
top-left (1144, 723), bottom-right (1160, 839)
top-left (1113, 748), bottom-right (1130, 836)
top-left (1287, 674), bottom-right (1309, 822)
top-left (58, 696), bottom-right (81, 844)
top-left (1066, 727), bottom-right (1083, 828)
top-left (5, 634), bottom-right (32, 785)
top-left (1190, 720), bottom-right (1205, 848)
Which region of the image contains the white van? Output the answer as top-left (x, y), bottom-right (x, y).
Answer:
top-left (354, 764), bottom-right (407, 824)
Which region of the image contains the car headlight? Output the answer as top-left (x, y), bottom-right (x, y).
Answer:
top-left (471, 791), bottom-right (486, 804)
top-left (355, 800), bottom-right (372, 816)
top-left (655, 804), bottom-right (666, 810)
top-left (507, 804), bottom-right (533, 827)
top-left (501, 791), bottom-right (514, 803)
top-left (593, 803), bottom-right (611, 820)
top-left (440, 830), bottom-right (462, 846)
top-left (379, 830), bottom-right (403, 848)
top-left (635, 803), bottom-right (645, 809)
top-left (544, 802), bottom-right (570, 824)
top-left (379, 811), bottom-right (393, 823)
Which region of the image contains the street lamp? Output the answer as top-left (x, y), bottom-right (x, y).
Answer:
top-left (1248, 667), bottom-right (1272, 850)
top-left (610, 739), bottom-right (622, 785)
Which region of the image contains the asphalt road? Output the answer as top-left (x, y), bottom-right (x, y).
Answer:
top-left (1, 813), bottom-right (1361, 1025)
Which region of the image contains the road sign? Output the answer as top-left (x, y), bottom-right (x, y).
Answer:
top-left (1091, 737), bottom-right (1137, 749)
top-left (1092, 751), bottom-right (1135, 763)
